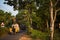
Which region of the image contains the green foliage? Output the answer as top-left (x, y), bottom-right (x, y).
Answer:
top-left (0, 10), bottom-right (12, 27)
top-left (4, 0), bottom-right (60, 40)
top-left (0, 27), bottom-right (9, 37)
top-left (30, 29), bottom-right (49, 40)
top-left (16, 10), bottom-right (28, 24)
top-left (4, 0), bottom-right (37, 10)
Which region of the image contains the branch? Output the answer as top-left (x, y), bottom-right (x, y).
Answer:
top-left (54, 8), bottom-right (60, 21)
top-left (54, 0), bottom-right (59, 6)
top-left (54, 11), bottom-right (57, 21)
top-left (55, 8), bottom-right (60, 12)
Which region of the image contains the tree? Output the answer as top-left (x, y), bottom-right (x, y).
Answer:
top-left (0, 9), bottom-right (12, 27)
top-left (50, 0), bottom-right (60, 40)
top-left (4, 0), bottom-right (37, 33)
top-left (35, 0), bottom-right (60, 40)
top-left (4, 0), bottom-right (60, 40)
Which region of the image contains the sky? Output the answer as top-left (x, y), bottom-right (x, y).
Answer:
top-left (0, 0), bottom-right (18, 16)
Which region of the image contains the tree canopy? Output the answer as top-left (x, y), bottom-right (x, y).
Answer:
top-left (0, 10), bottom-right (13, 27)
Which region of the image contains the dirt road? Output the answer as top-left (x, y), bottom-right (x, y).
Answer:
top-left (0, 30), bottom-right (32, 40)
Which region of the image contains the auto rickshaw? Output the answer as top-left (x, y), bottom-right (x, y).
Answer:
top-left (9, 23), bottom-right (20, 34)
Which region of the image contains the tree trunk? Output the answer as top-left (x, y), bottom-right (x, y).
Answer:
top-left (50, 0), bottom-right (54, 40)
top-left (50, 21), bottom-right (54, 40)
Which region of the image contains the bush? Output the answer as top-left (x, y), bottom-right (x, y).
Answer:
top-left (0, 27), bottom-right (9, 37)
top-left (54, 30), bottom-right (60, 40)
top-left (30, 29), bottom-right (49, 40)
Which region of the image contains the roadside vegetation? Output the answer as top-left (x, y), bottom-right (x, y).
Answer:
top-left (0, 0), bottom-right (60, 40)
top-left (0, 27), bottom-right (9, 37)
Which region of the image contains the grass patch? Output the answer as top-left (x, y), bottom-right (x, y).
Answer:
top-left (30, 29), bottom-right (49, 40)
